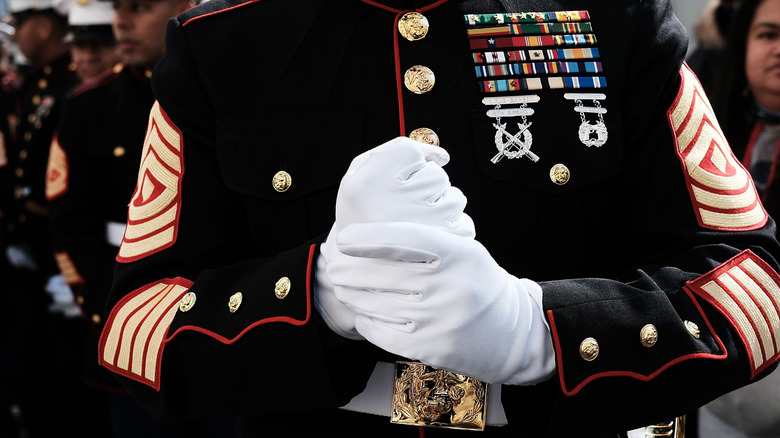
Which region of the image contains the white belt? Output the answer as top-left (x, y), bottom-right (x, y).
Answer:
top-left (340, 361), bottom-right (508, 426)
top-left (106, 221), bottom-right (126, 247)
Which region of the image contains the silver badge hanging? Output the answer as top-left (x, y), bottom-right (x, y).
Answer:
top-left (483, 95), bottom-right (540, 164)
top-left (565, 93), bottom-right (608, 147)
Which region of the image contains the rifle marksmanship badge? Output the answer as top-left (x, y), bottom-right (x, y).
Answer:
top-left (464, 10), bottom-right (609, 162)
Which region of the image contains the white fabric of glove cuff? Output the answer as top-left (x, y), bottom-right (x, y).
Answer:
top-left (327, 222), bottom-right (556, 386)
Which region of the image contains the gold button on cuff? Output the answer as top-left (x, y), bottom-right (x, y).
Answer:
top-left (91, 314), bottom-right (101, 325)
top-left (113, 146), bottom-right (126, 157)
top-left (179, 292), bottom-right (197, 312)
top-left (579, 337), bottom-right (599, 361)
top-left (15, 168), bottom-right (23, 177)
top-left (19, 149), bottom-right (27, 159)
top-left (685, 320), bottom-right (700, 339)
top-left (408, 128), bottom-right (440, 146)
top-left (275, 277), bottom-right (291, 299)
top-left (32, 95), bottom-right (41, 106)
top-left (404, 65), bottom-right (435, 94)
top-left (398, 12), bottom-right (429, 41)
top-left (228, 292), bottom-right (243, 313)
top-left (640, 324), bottom-right (658, 348)
top-left (76, 296), bottom-right (84, 305)
top-left (272, 171), bottom-right (292, 192)
top-left (550, 164), bottom-right (570, 185)
top-left (38, 79), bottom-right (48, 89)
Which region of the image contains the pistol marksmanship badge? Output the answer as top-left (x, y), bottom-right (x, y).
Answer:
top-left (464, 11), bottom-right (609, 161)
top-left (391, 361), bottom-right (487, 431)
top-left (565, 92), bottom-right (608, 147)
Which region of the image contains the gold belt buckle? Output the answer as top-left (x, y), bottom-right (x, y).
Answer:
top-left (390, 361), bottom-right (487, 431)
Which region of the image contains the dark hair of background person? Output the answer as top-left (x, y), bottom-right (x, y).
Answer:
top-left (710, 0), bottom-right (763, 158)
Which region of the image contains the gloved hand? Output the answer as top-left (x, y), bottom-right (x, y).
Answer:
top-left (327, 221), bottom-right (556, 385)
top-left (45, 274), bottom-right (82, 318)
top-left (315, 136), bottom-right (475, 338)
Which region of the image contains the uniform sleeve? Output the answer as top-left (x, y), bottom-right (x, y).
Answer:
top-left (503, 1), bottom-right (780, 435)
top-left (97, 18), bottom-right (376, 420)
top-left (47, 91), bottom-right (119, 328)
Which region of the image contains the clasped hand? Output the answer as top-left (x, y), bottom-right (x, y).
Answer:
top-left (315, 137), bottom-right (554, 385)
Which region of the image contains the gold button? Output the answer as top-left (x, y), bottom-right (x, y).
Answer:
top-left (550, 164), bottom-right (570, 185)
top-left (113, 146), bottom-right (126, 157)
top-left (24, 132), bottom-right (32, 142)
top-left (38, 79), bottom-right (48, 89)
top-left (685, 321), bottom-right (700, 339)
top-left (275, 277), bottom-right (291, 299)
top-left (13, 187), bottom-right (23, 198)
top-left (272, 171), bottom-right (292, 192)
top-left (408, 128), bottom-right (440, 146)
top-left (179, 292), bottom-right (197, 312)
top-left (640, 324), bottom-right (658, 348)
top-left (580, 337), bottom-right (599, 361)
top-left (145, 69), bottom-right (153, 79)
top-left (113, 63), bottom-right (124, 74)
top-left (76, 296), bottom-right (84, 305)
top-left (228, 292), bottom-right (243, 313)
top-left (27, 114), bottom-right (36, 123)
top-left (34, 121), bottom-right (42, 130)
top-left (18, 149), bottom-right (27, 159)
top-left (91, 314), bottom-right (101, 325)
top-left (398, 11), bottom-right (429, 41)
top-left (43, 66), bottom-right (52, 75)
top-left (404, 65), bottom-right (435, 94)
top-left (32, 95), bottom-right (41, 105)
top-left (15, 168), bottom-right (23, 177)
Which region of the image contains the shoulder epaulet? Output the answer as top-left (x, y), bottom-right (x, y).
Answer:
top-left (69, 64), bottom-right (124, 98)
top-left (180, 0), bottom-right (265, 27)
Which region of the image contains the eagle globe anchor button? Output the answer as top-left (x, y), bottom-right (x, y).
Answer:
top-left (390, 361), bottom-right (487, 431)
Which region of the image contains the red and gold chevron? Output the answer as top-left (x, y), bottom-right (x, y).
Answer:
top-left (54, 251), bottom-right (84, 285)
top-left (98, 277), bottom-right (192, 389)
top-left (687, 250), bottom-right (780, 378)
top-left (46, 135), bottom-right (69, 200)
top-left (668, 63), bottom-right (767, 231)
top-left (117, 101), bottom-right (183, 263)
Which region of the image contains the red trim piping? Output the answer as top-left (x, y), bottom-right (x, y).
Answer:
top-left (549, 288), bottom-right (728, 397)
top-left (182, 0), bottom-right (267, 27)
top-left (164, 244), bottom-right (316, 344)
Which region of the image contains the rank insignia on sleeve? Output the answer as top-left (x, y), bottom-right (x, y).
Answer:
top-left (686, 250), bottom-right (780, 378)
top-left (99, 277), bottom-right (193, 389)
top-left (45, 135), bottom-right (68, 200)
top-left (54, 252), bottom-right (84, 285)
top-left (0, 132), bottom-right (7, 167)
top-left (117, 101), bottom-right (184, 263)
top-left (668, 64), bottom-right (767, 231)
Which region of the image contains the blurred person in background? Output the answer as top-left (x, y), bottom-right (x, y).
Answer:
top-left (60, 0), bottom-right (120, 83)
top-left (45, 0), bottom-right (237, 436)
top-left (698, 0), bottom-right (780, 436)
top-left (0, 0), bottom-right (82, 436)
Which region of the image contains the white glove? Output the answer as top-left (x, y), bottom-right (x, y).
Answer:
top-left (45, 274), bottom-right (82, 318)
top-left (6, 243), bottom-right (39, 270)
top-left (327, 222), bottom-right (556, 385)
top-left (315, 137), bottom-right (475, 338)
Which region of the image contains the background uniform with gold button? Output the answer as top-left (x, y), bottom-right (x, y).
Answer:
top-left (96, 0), bottom-right (780, 437)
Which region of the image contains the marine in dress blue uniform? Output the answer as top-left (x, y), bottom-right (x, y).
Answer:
top-left (97, 1), bottom-right (780, 437)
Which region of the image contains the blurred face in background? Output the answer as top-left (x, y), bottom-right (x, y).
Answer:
top-left (746, 0), bottom-right (780, 110)
top-left (111, 0), bottom-right (192, 67)
top-left (13, 15), bottom-right (49, 64)
top-left (70, 40), bottom-right (121, 82)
